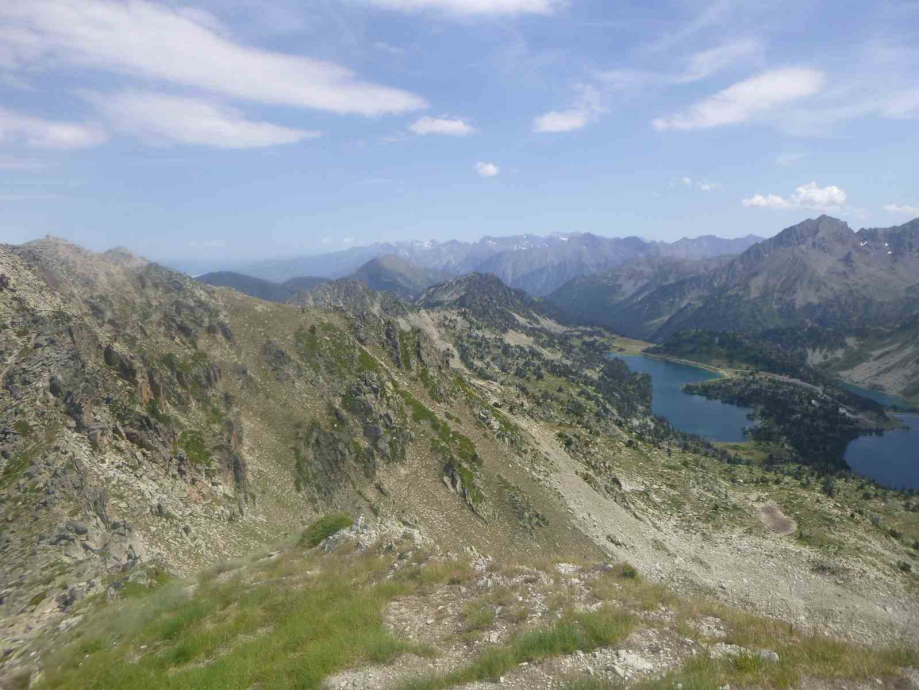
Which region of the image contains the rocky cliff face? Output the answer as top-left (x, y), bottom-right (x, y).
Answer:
top-left (0, 239), bottom-right (607, 662)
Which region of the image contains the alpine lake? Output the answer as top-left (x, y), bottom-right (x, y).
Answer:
top-left (615, 355), bottom-right (919, 490)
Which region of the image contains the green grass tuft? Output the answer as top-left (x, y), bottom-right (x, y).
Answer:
top-left (299, 513), bottom-right (354, 548)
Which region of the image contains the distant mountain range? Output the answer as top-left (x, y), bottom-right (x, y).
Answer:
top-left (196, 271), bottom-right (328, 302)
top-left (549, 215), bottom-right (919, 340)
top-left (351, 254), bottom-right (453, 299)
top-left (229, 232), bottom-right (764, 297)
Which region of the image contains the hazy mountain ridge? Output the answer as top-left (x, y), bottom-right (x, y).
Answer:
top-left (350, 254), bottom-right (453, 299)
top-left (229, 231), bottom-right (764, 295)
top-left (551, 216), bottom-right (919, 340)
top-left (197, 271), bottom-right (328, 303)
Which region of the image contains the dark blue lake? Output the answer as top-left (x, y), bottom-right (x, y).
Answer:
top-left (841, 383), bottom-right (906, 409)
top-left (616, 355), bottom-right (754, 443)
top-left (844, 415), bottom-right (919, 489)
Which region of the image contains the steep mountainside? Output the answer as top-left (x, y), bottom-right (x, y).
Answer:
top-left (1, 239), bottom-right (917, 686)
top-left (196, 271), bottom-right (328, 303)
top-left (548, 256), bottom-right (733, 327)
top-left (552, 216), bottom-right (919, 341)
top-left (350, 254), bottom-right (452, 299)
top-left (416, 273), bottom-right (565, 331)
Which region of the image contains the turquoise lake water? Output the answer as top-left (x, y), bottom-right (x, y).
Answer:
top-left (615, 355), bottom-right (754, 443)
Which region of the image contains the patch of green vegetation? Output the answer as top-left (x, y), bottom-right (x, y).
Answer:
top-left (299, 513), bottom-right (354, 548)
top-left (12, 420), bottom-right (32, 438)
top-left (419, 366), bottom-right (444, 402)
top-left (295, 322), bottom-right (360, 378)
top-left (358, 349), bottom-right (381, 374)
top-left (398, 606), bottom-right (634, 690)
top-left (15, 328), bottom-right (30, 338)
top-left (146, 398), bottom-right (173, 425)
top-left (177, 430), bottom-right (211, 467)
top-left (120, 569), bottom-right (173, 600)
top-left (1, 453), bottom-right (29, 490)
top-left (294, 324), bottom-right (321, 369)
top-left (28, 591), bottom-right (47, 608)
top-left (398, 389), bottom-right (482, 511)
top-left (40, 550), bottom-right (425, 690)
top-left (566, 640), bottom-right (916, 690)
top-left (160, 352), bottom-right (192, 375)
top-left (399, 329), bottom-right (417, 370)
top-left (205, 402), bottom-right (225, 425)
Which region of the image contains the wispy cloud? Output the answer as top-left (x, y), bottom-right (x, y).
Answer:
top-left (678, 176), bottom-right (722, 192)
top-left (653, 68), bottom-right (826, 131)
top-left (409, 116), bottom-right (477, 136)
top-left (0, 106), bottom-right (106, 150)
top-left (596, 39), bottom-right (762, 92)
top-left (882, 87), bottom-right (919, 118)
top-left (373, 41), bottom-right (406, 55)
top-left (355, 0), bottom-right (564, 16)
top-left (646, 0), bottom-right (731, 53)
top-left (533, 84), bottom-right (604, 133)
top-left (883, 203), bottom-right (919, 216)
top-left (676, 38), bottom-right (763, 83)
top-left (0, 0), bottom-right (426, 116)
top-left (0, 155), bottom-right (48, 171)
top-left (84, 90), bottom-right (320, 149)
top-left (474, 161), bottom-right (500, 177)
top-left (742, 181), bottom-right (846, 211)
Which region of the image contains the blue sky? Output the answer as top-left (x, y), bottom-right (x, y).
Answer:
top-left (1, 0), bottom-right (918, 263)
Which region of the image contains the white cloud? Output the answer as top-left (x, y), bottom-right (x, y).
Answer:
top-left (533, 109), bottom-right (592, 133)
top-left (357, 0), bottom-right (563, 15)
top-left (85, 91), bottom-right (320, 149)
top-left (742, 194), bottom-right (792, 209)
top-left (533, 84), bottom-right (604, 133)
top-left (0, 106), bottom-right (106, 150)
top-left (594, 68), bottom-right (659, 91)
top-left (409, 116), bottom-right (476, 137)
top-left (883, 203), bottom-right (919, 216)
top-left (677, 38), bottom-right (763, 83)
top-left (646, 0), bottom-right (731, 53)
top-left (595, 39), bottom-right (762, 96)
top-left (0, 0), bottom-right (426, 116)
top-left (742, 182), bottom-right (847, 211)
top-left (652, 68), bottom-right (826, 131)
top-left (373, 41), bottom-right (406, 56)
top-left (677, 176), bottom-right (721, 192)
top-left (882, 88), bottom-right (919, 118)
top-left (474, 161), bottom-right (500, 177)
